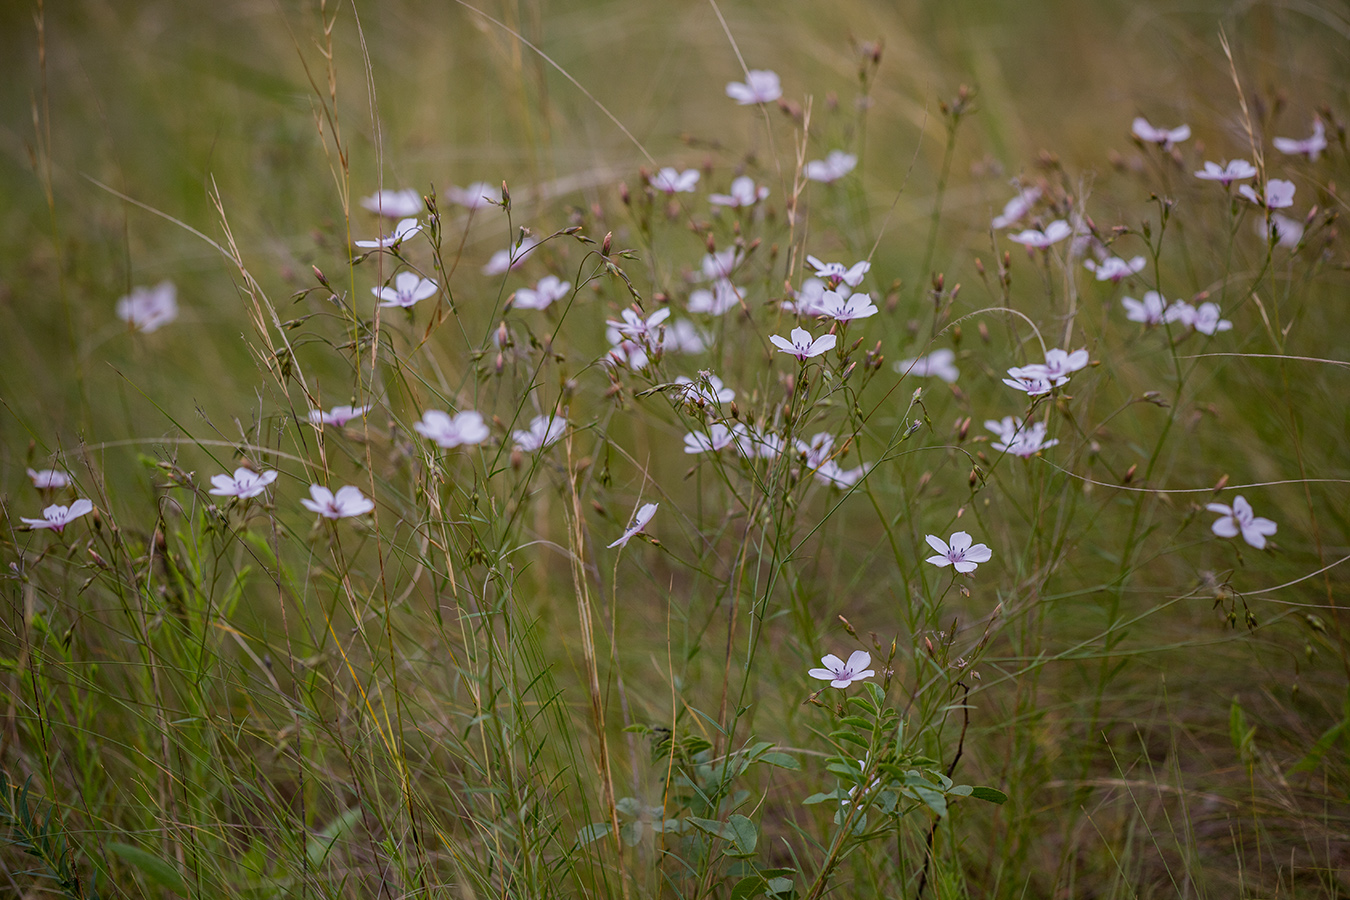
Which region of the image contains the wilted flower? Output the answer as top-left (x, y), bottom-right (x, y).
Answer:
top-left (1273, 119), bottom-right (1327, 161)
top-left (808, 651), bottom-right (874, 689)
top-left (512, 275), bottom-right (572, 310)
top-left (308, 404), bottom-right (372, 427)
top-left (302, 485), bottom-right (374, 519)
top-left (687, 280), bottom-right (744, 316)
top-left (483, 235), bottom-right (540, 275)
top-left (1084, 255), bottom-right (1146, 282)
top-left (1238, 179), bottom-right (1296, 209)
top-left (709, 176), bottom-right (770, 207)
top-left (373, 272), bottom-right (438, 308)
top-left (21, 499), bottom-right (94, 533)
top-left (1008, 220), bottom-right (1072, 249)
top-left (991, 186), bottom-right (1042, 229)
top-left (771, 326), bottom-right (837, 361)
top-left (1194, 160), bottom-right (1257, 186)
top-left (649, 168), bottom-right (700, 194)
top-left (414, 410), bottom-right (490, 448)
top-left (895, 349), bottom-right (960, 383)
top-left (360, 189), bottom-right (422, 218)
top-left (806, 256), bottom-right (870, 288)
top-left (355, 217), bottom-right (421, 249)
top-left (804, 151), bottom-right (857, 184)
top-left (986, 416), bottom-right (1058, 458)
top-left (924, 531), bottom-right (992, 573)
top-left (512, 415), bottom-right (567, 452)
top-left (117, 281), bottom-right (179, 333)
top-left (726, 69), bottom-right (782, 105)
top-left (674, 373), bottom-right (735, 406)
top-left (27, 468), bottom-right (71, 490)
top-left (1131, 117), bottom-right (1191, 149)
top-left (447, 181), bottom-right (496, 210)
top-left (1207, 495), bottom-right (1277, 549)
top-left (608, 502), bottom-right (658, 548)
top-left (209, 467), bottom-right (278, 499)
top-left (1122, 291), bottom-right (1168, 325)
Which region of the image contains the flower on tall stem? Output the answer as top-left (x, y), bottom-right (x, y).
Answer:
top-left (991, 186), bottom-right (1042, 229)
top-left (1273, 119), bottom-right (1327, 161)
top-left (483, 235), bottom-right (540, 275)
top-left (21, 499), bottom-right (94, 533)
top-left (1008, 220), bottom-right (1071, 249)
top-left (804, 151), bottom-right (856, 184)
top-left (809, 651), bottom-right (874, 689)
top-left (709, 176), bottom-right (769, 208)
top-left (117, 281), bottom-right (179, 333)
top-left (511, 275), bottom-right (571, 311)
top-left (1194, 160), bottom-right (1257, 186)
top-left (308, 404), bottom-right (372, 427)
top-left (354, 218), bottom-right (421, 250)
top-left (726, 69), bottom-right (781, 105)
top-left (1207, 496), bottom-right (1277, 549)
top-left (447, 181), bottom-right (496, 210)
top-left (608, 502), bottom-right (658, 549)
top-left (301, 485), bottom-right (374, 520)
top-left (360, 189), bottom-right (422, 218)
top-left (649, 168), bottom-right (700, 194)
top-left (373, 272), bottom-right (438, 308)
top-left (512, 415), bottom-right (567, 452)
top-left (209, 468), bottom-right (278, 499)
top-left (924, 532), bottom-right (992, 573)
top-left (771, 327), bottom-right (836, 361)
top-left (895, 349), bottom-right (959, 383)
top-left (1238, 179), bottom-right (1296, 209)
top-left (27, 468), bottom-right (71, 490)
top-left (414, 410), bottom-right (490, 448)
top-left (1131, 117), bottom-right (1191, 149)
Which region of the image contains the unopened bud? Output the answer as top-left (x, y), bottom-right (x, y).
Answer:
top-left (602, 231), bottom-right (612, 256)
top-left (500, 181), bottom-right (511, 208)
top-left (1123, 463), bottom-right (1137, 484)
top-left (494, 352), bottom-right (505, 374)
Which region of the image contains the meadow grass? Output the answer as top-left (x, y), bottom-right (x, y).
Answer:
top-left (2, 1), bottom-right (1349, 897)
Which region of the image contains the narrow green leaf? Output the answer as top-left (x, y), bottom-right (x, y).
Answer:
top-left (107, 842), bottom-right (188, 894)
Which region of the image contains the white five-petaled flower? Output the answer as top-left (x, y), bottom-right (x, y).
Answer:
top-left (608, 502), bottom-right (658, 549)
top-left (1273, 119), bottom-right (1327, 161)
top-left (1194, 160), bottom-right (1257, 186)
top-left (1036, 348), bottom-right (1090, 380)
top-left (1008, 220), bottom-right (1072, 249)
top-left (794, 432), bottom-right (835, 469)
top-left (821, 291), bottom-right (878, 322)
top-left (804, 151), bottom-right (857, 184)
top-left (986, 416), bottom-right (1058, 458)
top-left (355, 217), bottom-right (421, 249)
top-left (512, 275), bottom-right (572, 311)
top-left (649, 168), bottom-right (700, 194)
top-left (308, 404), bottom-right (372, 427)
top-left (771, 327), bottom-right (837, 361)
top-left (1004, 348), bottom-right (1087, 394)
top-left (1122, 291), bottom-right (1168, 325)
top-left (483, 235), bottom-right (540, 276)
top-left (512, 415), bottom-right (567, 452)
top-left (1238, 179), bottom-right (1296, 209)
top-left (991, 186), bottom-right (1042, 229)
top-left (709, 176), bottom-right (770, 208)
top-left (1266, 213), bottom-right (1305, 249)
top-left (373, 272), bottom-right (438, 308)
top-left (683, 423), bottom-right (744, 454)
top-left (700, 247), bottom-right (744, 281)
top-left (782, 279), bottom-right (837, 316)
top-left (360, 189), bottom-right (422, 218)
top-left (607, 306), bottom-right (671, 347)
top-left (414, 410), bottom-right (490, 448)
top-left (1207, 495), bottom-right (1277, 549)
top-left (117, 281), bottom-right (179, 333)
top-left (674, 373), bottom-right (735, 406)
top-left (1084, 255), bottom-right (1146, 282)
top-left (726, 69), bottom-right (782, 105)
top-left (21, 499), bottom-right (94, 533)
top-left (209, 467), bottom-right (278, 499)
top-left (895, 349), bottom-right (960, 383)
top-left (1002, 369), bottom-right (1063, 396)
top-left (447, 181), bottom-right (497, 210)
top-left (814, 460), bottom-right (870, 488)
top-left (806, 256), bottom-right (870, 288)
top-left (1131, 117), bottom-right (1191, 149)
top-left (808, 650), bottom-right (875, 689)
top-left (1164, 301), bottom-right (1232, 335)
top-left (925, 531), bottom-right (993, 574)
top-left (27, 468), bottom-right (71, 490)
top-left (301, 485), bottom-right (375, 519)
top-left (687, 280), bottom-right (744, 316)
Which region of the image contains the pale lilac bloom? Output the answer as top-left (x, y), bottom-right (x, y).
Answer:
top-left (740, 427), bottom-right (784, 459)
top-left (1162, 300), bottom-right (1196, 327)
top-left (608, 502), bottom-right (658, 549)
top-left (726, 69), bottom-right (782, 105)
top-left (700, 247), bottom-right (744, 281)
top-left (804, 151), bottom-right (857, 184)
top-left (794, 432), bottom-right (835, 469)
top-left (1273, 119), bottom-right (1327, 161)
top-left (986, 417), bottom-right (1058, 458)
top-left (991, 186), bottom-right (1042, 229)
top-left (709, 176), bottom-right (770, 207)
top-left (1238, 179), bottom-right (1296, 209)
top-left (21, 499), bottom-right (94, 533)
top-left (687, 280), bottom-right (744, 316)
top-left (1190, 302), bottom-right (1233, 335)
top-left (512, 275), bottom-right (572, 310)
top-left (809, 650), bottom-right (874, 688)
top-left (27, 468), bottom-right (71, 490)
top-left (1132, 117), bottom-right (1191, 149)
top-left (650, 168), bottom-right (700, 194)
top-left (1194, 160), bottom-right (1257, 186)
top-left (117, 281), bottom-right (179, 333)
top-left (1267, 213), bottom-right (1305, 249)
top-left (1122, 291), bottom-right (1168, 325)
top-left (483, 235), bottom-right (540, 275)
top-left (782, 279), bottom-right (836, 316)
top-left (607, 306), bottom-right (671, 346)
top-left (1003, 368), bottom-right (1065, 396)
top-left (302, 485), bottom-right (374, 519)
top-left (683, 423), bottom-right (742, 454)
top-left (360, 189), bottom-right (422, 218)
top-left (447, 181), bottom-right (496, 210)
top-left (814, 460), bottom-right (870, 488)
top-left (771, 327), bottom-right (837, 361)
top-left (308, 404), bottom-right (372, 427)
top-left (414, 410), bottom-right (490, 448)
top-left (806, 255), bottom-right (870, 288)
top-left (663, 320), bottom-right (708, 354)
top-left (354, 217), bottom-right (421, 249)
top-left (895, 349), bottom-right (959, 383)
top-left (1084, 256), bottom-right (1146, 282)
top-left (512, 415), bottom-right (567, 452)
top-left (1008, 220), bottom-right (1072, 249)
top-left (674, 373), bottom-right (735, 406)
top-left (924, 531), bottom-right (993, 574)
top-left (209, 467), bottom-right (278, 499)
top-left (373, 271), bottom-right (438, 308)
top-left (1207, 495), bottom-right (1277, 549)
top-left (606, 338), bottom-right (649, 370)
top-left (821, 291), bottom-right (878, 322)
top-left (1037, 348), bottom-right (1090, 380)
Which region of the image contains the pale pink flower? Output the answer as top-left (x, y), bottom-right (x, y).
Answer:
top-left (355, 218), bottom-right (421, 249)
top-left (1273, 119), bottom-right (1327, 161)
top-left (1132, 117), bottom-right (1191, 149)
top-left (511, 275), bottom-right (572, 311)
top-left (27, 468), bottom-right (71, 490)
top-left (373, 272), bottom-right (438, 308)
top-left (709, 176), bottom-right (769, 207)
top-left (895, 349), bottom-right (959, 383)
top-left (302, 485), bottom-right (374, 519)
top-left (771, 327), bottom-right (837, 361)
top-left (1190, 302), bottom-right (1233, 335)
top-left (360, 189), bottom-right (422, 218)
top-left (663, 320), bottom-right (708, 353)
top-left (726, 69), bottom-right (782, 105)
top-left (483, 235), bottom-right (540, 275)
top-left (1008, 220), bottom-right (1072, 249)
top-left (699, 247), bottom-right (744, 281)
top-left (447, 181), bottom-right (497, 210)
top-left (1238, 179), bottom-right (1296, 209)
top-left (116, 281), bottom-right (179, 333)
top-left (308, 404), bottom-right (372, 427)
top-left (1002, 368), bottom-right (1065, 396)
top-left (607, 306), bottom-right (670, 346)
top-left (650, 168), bottom-right (700, 194)
top-left (986, 417), bottom-right (1058, 458)
top-left (21, 499), bottom-right (94, 533)
top-left (1084, 256), bottom-right (1146, 282)
top-left (683, 422), bottom-right (744, 454)
top-left (808, 650), bottom-right (874, 688)
top-left (608, 502), bottom-right (658, 549)
top-left (794, 432), bottom-right (835, 469)
top-left (804, 151), bottom-right (857, 184)
top-left (1194, 160), bottom-right (1257, 186)
top-left (1266, 213), bottom-right (1305, 249)
top-left (1207, 495), bottom-right (1277, 549)
top-left (781, 279), bottom-right (835, 316)
top-left (924, 531), bottom-right (992, 573)
top-left (414, 410), bottom-right (490, 448)
top-left (512, 415), bottom-right (567, 452)
top-left (209, 468), bottom-right (278, 499)
top-left (674, 373), bottom-right (735, 406)
top-left (687, 280), bottom-right (744, 316)
top-left (814, 460), bottom-right (870, 488)
top-left (991, 186), bottom-right (1042, 229)
top-left (806, 256), bottom-right (870, 288)
top-left (821, 291), bottom-right (878, 322)
top-left (1122, 291), bottom-right (1168, 325)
